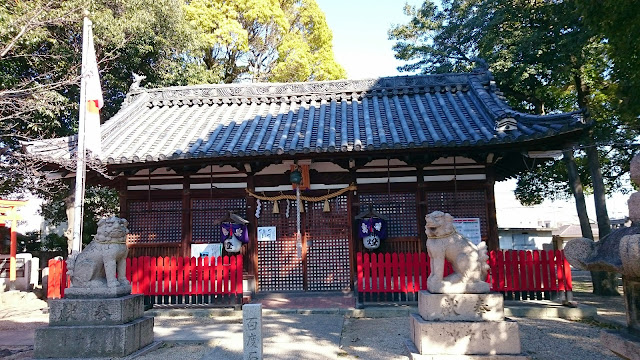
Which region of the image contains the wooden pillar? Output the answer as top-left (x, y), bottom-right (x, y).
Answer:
top-left (485, 166), bottom-right (499, 250)
top-left (181, 174), bottom-right (192, 258)
top-left (246, 171), bottom-right (258, 278)
top-left (348, 168), bottom-right (357, 289)
top-left (118, 177), bottom-right (128, 220)
top-left (416, 166), bottom-right (426, 252)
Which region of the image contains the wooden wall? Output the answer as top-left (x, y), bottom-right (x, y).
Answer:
top-left (120, 156), bottom-right (499, 287)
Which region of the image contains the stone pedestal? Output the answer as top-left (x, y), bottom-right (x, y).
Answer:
top-left (408, 291), bottom-right (526, 359)
top-left (623, 276), bottom-right (640, 336)
top-left (600, 276), bottom-right (640, 360)
top-left (601, 330), bottom-right (640, 360)
top-left (34, 294), bottom-right (154, 358)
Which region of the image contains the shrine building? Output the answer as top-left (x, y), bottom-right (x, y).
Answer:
top-left (25, 68), bottom-right (588, 293)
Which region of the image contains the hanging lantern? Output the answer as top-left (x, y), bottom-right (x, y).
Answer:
top-left (221, 223), bottom-right (248, 253)
top-left (290, 167), bottom-right (302, 184)
top-left (358, 217), bottom-right (387, 250)
top-left (323, 199), bottom-right (330, 212)
top-left (272, 200), bottom-right (280, 214)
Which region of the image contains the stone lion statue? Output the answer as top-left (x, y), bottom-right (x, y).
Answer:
top-left (425, 211), bottom-right (490, 294)
top-left (66, 216), bottom-right (130, 289)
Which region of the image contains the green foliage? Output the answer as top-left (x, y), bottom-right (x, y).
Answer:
top-left (389, 0), bottom-right (639, 204)
top-left (18, 231), bottom-right (41, 252)
top-left (184, 0), bottom-right (346, 82)
top-left (576, 1), bottom-right (640, 119)
top-left (43, 233), bottom-right (68, 252)
top-left (0, 0), bottom-right (195, 196)
top-left (41, 184), bottom-right (119, 245)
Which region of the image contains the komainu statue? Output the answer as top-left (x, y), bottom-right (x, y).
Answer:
top-left (425, 211), bottom-right (490, 294)
top-left (66, 216), bottom-right (130, 291)
top-left (564, 154), bottom-right (640, 280)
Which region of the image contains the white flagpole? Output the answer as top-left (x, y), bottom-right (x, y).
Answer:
top-left (71, 16), bottom-right (91, 253)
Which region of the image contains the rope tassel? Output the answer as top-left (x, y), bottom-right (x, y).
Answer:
top-left (272, 200), bottom-right (280, 214)
top-left (323, 199), bottom-right (330, 212)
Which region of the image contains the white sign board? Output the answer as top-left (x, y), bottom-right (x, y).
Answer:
top-left (453, 218), bottom-right (482, 245)
top-left (257, 226), bottom-right (277, 241)
top-left (191, 243), bottom-right (223, 259)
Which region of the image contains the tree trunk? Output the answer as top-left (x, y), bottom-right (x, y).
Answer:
top-left (563, 149), bottom-right (593, 238)
top-left (586, 145), bottom-right (612, 238)
top-left (586, 145), bottom-right (620, 296)
top-left (573, 71), bottom-right (619, 296)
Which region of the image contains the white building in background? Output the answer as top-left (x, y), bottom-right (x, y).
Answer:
top-left (495, 179), bottom-right (629, 250)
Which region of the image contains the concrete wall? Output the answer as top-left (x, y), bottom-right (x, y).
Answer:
top-left (498, 229), bottom-right (553, 250)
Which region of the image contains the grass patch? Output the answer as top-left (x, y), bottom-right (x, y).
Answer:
top-left (574, 318), bottom-right (623, 330)
top-left (337, 350), bottom-right (356, 357)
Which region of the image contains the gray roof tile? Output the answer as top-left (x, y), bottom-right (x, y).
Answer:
top-left (24, 71), bottom-right (587, 165)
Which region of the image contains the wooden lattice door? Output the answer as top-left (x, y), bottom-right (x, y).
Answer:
top-left (256, 200), bottom-right (304, 292)
top-left (304, 195), bottom-right (351, 291)
top-left (256, 195), bottom-right (351, 292)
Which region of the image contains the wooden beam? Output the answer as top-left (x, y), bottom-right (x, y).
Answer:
top-left (246, 172), bottom-right (258, 280)
top-left (416, 166), bottom-right (426, 252)
top-left (348, 168), bottom-right (357, 290)
top-left (181, 175), bottom-right (192, 258)
top-left (485, 166), bottom-right (499, 250)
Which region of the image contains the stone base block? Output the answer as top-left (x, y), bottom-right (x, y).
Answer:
top-left (405, 339), bottom-right (528, 360)
top-left (34, 316), bottom-right (154, 358)
top-left (418, 291), bottom-right (504, 321)
top-left (48, 294), bottom-right (144, 326)
top-left (64, 283), bottom-right (132, 298)
top-left (601, 330), bottom-right (640, 360)
top-left (410, 313), bottom-right (521, 355)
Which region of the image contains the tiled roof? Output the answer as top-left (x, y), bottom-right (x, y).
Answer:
top-left (24, 70), bottom-right (587, 165)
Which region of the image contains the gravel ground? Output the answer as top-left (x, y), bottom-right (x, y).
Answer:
top-left (130, 314), bottom-right (623, 360)
top-left (0, 271), bottom-right (631, 360)
top-left (0, 309), bottom-right (626, 360)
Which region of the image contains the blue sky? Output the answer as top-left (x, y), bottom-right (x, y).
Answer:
top-left (316, 0), bottom-right (424, 79)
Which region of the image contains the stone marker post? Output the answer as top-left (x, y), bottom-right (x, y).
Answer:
top-left (243, 303), bottom-right (263, 360)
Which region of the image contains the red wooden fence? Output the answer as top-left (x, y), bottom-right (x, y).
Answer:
top-left (48, 255), bottom-right (243, 306)
top-left (356, 250), bottom-right (572, 303)
top-left (489, 249), bottom-right (572, 296)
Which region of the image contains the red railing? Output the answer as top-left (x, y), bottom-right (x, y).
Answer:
top-left (356, 252), bottom-right (454, 295)
top-left (127, 256), bottom-right (243, 297)
top-left (489, 249), bottom-right (572, 294)
top-left (48, 255), bottom-right (243, 305)
top-left (356, 250), bottom-right (572, 302)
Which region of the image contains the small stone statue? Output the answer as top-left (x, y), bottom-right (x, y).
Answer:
top-left (425, 211), bottom-right (490, 294)
top-left (66, 216), bottom-right (130, 294)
